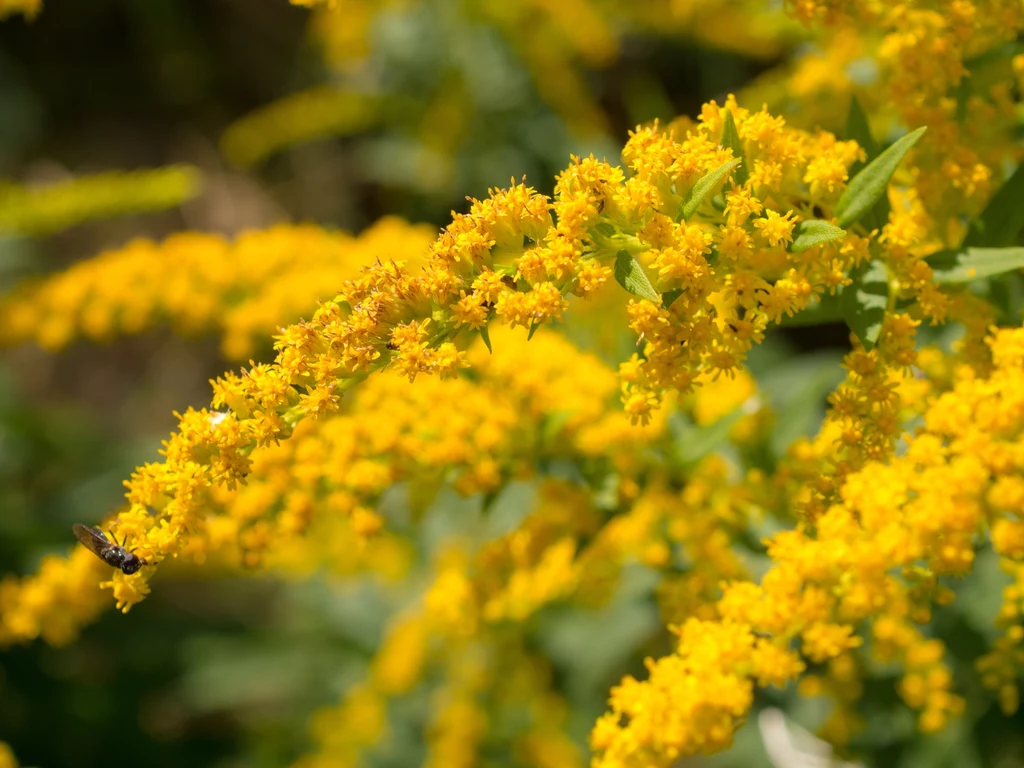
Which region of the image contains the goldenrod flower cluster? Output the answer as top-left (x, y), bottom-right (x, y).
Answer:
top-left (593, 326), bottom-right (1024, 766)
top-left (0, 166), bottom-right (201, 235)
top-left (747, 0), bottom-right (1024, 246)
top-left (1, 217), bottom-right (434, 359)
top-left (613, 100), bottom-right (866, 422)
top-left (0, 549), bottom-right (109, 646)
top-left (1, 89), bottom-right (927, 619)
top-left (32, 98), bottom-right (894, 621)
top-left (0, 327), bottom-right (670, 638)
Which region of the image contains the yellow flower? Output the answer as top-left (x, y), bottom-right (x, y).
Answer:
top-left (802, 622), bottom-right (863, 663)
top-left (2, 218), bottom-right (435, 359)
top-left (593, 326), bottom-right (1024, 766)
top-left (752, 209), bottom-right (797, 247)
top-left (0, 741), bottom-right (17, 768)
top-left (0, 0), bottom-right (39, 18)
top-left (993, 519), bottom-right (1024, 560)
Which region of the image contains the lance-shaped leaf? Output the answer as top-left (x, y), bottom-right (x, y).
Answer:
top-left (721, 110), bottom-right (750, 186)
top-left (613, 249), bottom-right (660, 303)
top-left (479, 323), bottom-right (493, 353)
top-left (662, 288), bottom-right (683, 309)
top-left (928, 247), bottom-right (1024, 284)
top-left (836, 126), bottom-right (926, 229)
top-left (760, 351), bottom-right (846, 457)
top-left (963, 163), bottom-right (1024, 247)
top-left (843, 96), bottom-right (888, 231)
top-left (789, 219), bottom-right (846, 254)
top-left (669, 409), bottom-right (746, 467)
top-left (840, 259), bottom-right (889, 350)
top-left (844, 96), bottom-right (878, 176)
top-left (678, 158), bottom-right (742, 220)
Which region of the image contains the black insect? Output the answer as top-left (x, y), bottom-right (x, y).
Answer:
top-left (72, 524), bottom-right (147, 575)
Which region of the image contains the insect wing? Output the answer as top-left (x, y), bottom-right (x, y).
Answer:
top-left (73, 524), bottom-right (113, 559)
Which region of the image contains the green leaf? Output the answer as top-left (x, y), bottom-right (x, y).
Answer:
top-left (661, 288), bottom-right (683, 309)
top-left (527, 321), bottom-right (540, 340)
top-left (759, 351), bottom-right (846, 457)
top-left (896, 719), bottom-right (982, 768)
top-left (963, 162), bottom-right (1024, 247)
top-left (843, 96), bottom-right (889, 230)
top-left (479, 324), bottom-right (492, 353)
top-left (720, 110), bottom-right (750, 186)
top-left (540, 410), bottom-right (574, 445)
top-left (961, 40), bottom-right (1024, 72)
top-left (777, 291), bottom-right (843, 327)
top-left (957, 547), bottom-right (1013, 633)
top-left (788, 219), bottom-right (846, 253)
top-left (840, 259), bottom-right (889, 350)
top-left (669, 409), bottom-right (746, 466)
top-left (928, 247), bottom-right (1024, 284)
top-left (836, 126), bottom-right (926, 229)
top-left (844, 96), bottom-right (878, 175)
top-left (678, 157), bottom-right (741, 220)
top-left (988, 271), bottom-right (1024, 323)
top-left (613, 249), bottom-right (660, 303)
